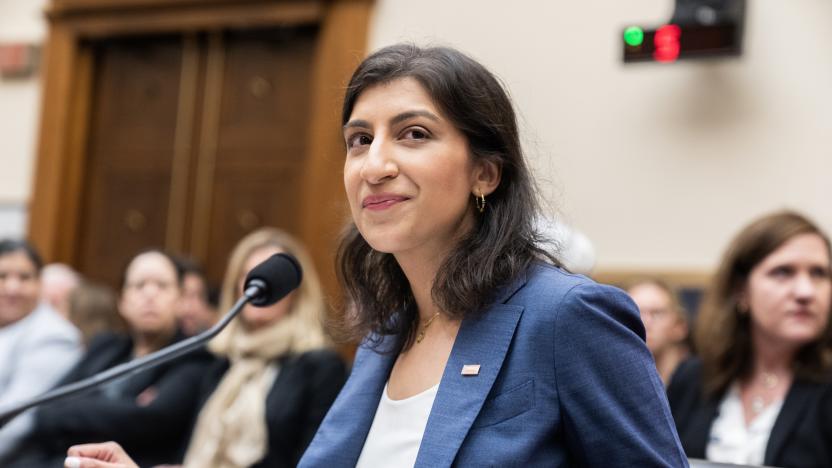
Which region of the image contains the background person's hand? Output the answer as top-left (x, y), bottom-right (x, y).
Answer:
top-left (65, 441), bottom-right (139, 468)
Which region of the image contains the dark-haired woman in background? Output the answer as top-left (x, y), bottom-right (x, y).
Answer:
top-left (668, 211), bottom-right (832, 467)
top-left (65, 43), bottom-right (686, 468)
top-left (296, 44), bottom-right (686, 466)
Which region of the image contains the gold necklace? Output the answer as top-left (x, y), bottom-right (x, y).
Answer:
top-left (415, 312), bottom-right (441, 344)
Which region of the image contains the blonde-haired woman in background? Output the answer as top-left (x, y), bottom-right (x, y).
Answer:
top-left (66, 227), bottom-right (347, 468)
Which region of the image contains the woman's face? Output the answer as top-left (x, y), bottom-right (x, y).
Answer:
top-left (343, 77), bottom-right (484, 258)
top-left (239, 246), bottom-right (293, 331)
top-left (744, 233), bottom-right (832, 350)
top-left (629, 282), bottom-right (687, 355)
top-left (120, 252), bottom-right (180, 336)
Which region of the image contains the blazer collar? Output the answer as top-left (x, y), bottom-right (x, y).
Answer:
top-left (329, 337), bottom-right (400, 464)
top-left (414, 272), bottom-right (527, 467)
top-left (493, 268), bottom-right (528, 304)
top-left (688, 394), bottom-right (720, 458)
top-left (765, 378), bottom-right (821, 464)
top-left (327, 271), bottom-right (529, 466)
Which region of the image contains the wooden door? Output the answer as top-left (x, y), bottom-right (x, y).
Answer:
top-left (29, 0), bottom-right (374, 308)
top-left (77, 35), bottom-right (184, 285)
top-left (76, 26), bottom-right (317, 288)
top-left (194, 27), bottom-right (315, 283)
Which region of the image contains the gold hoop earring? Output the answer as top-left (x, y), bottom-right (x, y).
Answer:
top-left (475, 190), bottom-right (486, 213)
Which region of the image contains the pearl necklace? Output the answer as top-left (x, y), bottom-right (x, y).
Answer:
top-left (750, 372), bottom-right (779, 414)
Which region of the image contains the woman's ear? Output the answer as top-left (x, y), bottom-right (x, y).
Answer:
top-left (736, 288), bottom-right (750, 314)
top-left (473, 159), bottom-right (501, 196)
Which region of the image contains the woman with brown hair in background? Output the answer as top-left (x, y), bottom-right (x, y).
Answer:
top-left (668, 210), bottom-right (832, 467)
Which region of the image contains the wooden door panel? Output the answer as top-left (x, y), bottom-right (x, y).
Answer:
top-left (81, 169), bottom-right (172, 283)
top-left (75, 26), bottom-right (321, 289)
top-left (88, 37), bottom-right (183, 164)
top-left (77, 35), bottom-right (183, 286)
top-left (203, 166), bottom-right (302, 281)
top-left (217, 27), bottom-right (314, 160)
top-left (195, 27), bottom-right (317, 284)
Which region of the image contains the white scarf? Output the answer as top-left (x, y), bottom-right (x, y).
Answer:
top-left (182, 313), bottom-right (303, 468)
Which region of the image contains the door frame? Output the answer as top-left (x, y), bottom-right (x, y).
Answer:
top-left (28, 0), bottom-right (373, 297)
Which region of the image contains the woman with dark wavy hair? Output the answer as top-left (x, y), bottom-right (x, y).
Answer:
top-left (63, 43), bottom-right (686, 468)
top-left (299, 43), bottom-right (685, 466)
top-left (668, 211), bottom-right (832, 467)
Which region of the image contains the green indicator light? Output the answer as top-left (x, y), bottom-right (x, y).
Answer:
top-left (624, 26), bottom-right (644, 47)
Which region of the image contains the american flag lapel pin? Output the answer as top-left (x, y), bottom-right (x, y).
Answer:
top-left (461, 364), bottom-right (481, 376)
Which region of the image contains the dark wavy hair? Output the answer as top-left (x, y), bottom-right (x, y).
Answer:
top-left (0, 239), bottom-right (43, 273)
top-left (335, 44), bottom-right (557, 350)
top-left (696, 210), bottom-right (832, 398)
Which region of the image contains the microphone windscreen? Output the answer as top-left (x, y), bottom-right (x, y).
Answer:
top-left (244, 253), bottom-right (303, 306)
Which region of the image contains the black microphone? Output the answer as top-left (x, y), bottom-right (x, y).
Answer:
top-left (0, 252), bottom-right (302, 427)
top-left (245, 253), bottom-right (302, 306)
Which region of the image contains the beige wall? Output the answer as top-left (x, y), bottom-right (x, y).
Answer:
top-left (0, 0), bottom-right (48, 201)
top-left (2, 1), bottom-right (831, 270)
top-left (0, 0), bottom-right (48, 236)
top-left (368, 0), bottom-right (832, 274)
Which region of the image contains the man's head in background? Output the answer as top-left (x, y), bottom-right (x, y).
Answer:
top-left (40, 263), bottom-right (81, 319)
top-left (0, 239), bottom-right (43, 327)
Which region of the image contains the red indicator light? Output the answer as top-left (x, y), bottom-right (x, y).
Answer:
top-left (654, 24), bottom-right (681, 63)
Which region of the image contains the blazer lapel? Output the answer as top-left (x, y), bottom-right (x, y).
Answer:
top-left (687, 397), bottom-right (719, 458)
top-left (764, 379), bottom-right (817, 465)
top-left (415, 275), bottom-right (527, 468)
top-left (311, 337), bottom-right (399, 465)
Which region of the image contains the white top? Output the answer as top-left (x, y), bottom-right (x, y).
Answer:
top-left (0, 303), bottom-right (82, 459)
top-left (356, 383), bottom-right (439, 468)
top-left (706, 384), bottom-right (783, 466)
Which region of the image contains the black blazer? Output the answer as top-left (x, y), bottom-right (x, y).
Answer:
top-left (11, 332), bottom-right (213, 468)
top-left (185, 348), bottom-right (348, 468)
top-left (667, 358), bottom-right (832, 468)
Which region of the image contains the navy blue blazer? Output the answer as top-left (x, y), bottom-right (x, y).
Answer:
top-left (300, 264), bottom-right (688, 467)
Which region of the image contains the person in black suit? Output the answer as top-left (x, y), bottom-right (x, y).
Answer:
top-left (9, 249), bottom-right (212, 468)
top-left (66, 228), bottom-right (347, 468)
top-left (668, 211), bottom-right (832, 467)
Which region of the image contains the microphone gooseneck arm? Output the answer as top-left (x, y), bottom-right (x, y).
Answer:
top-left (0, 284), bottom-right (262, 428)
